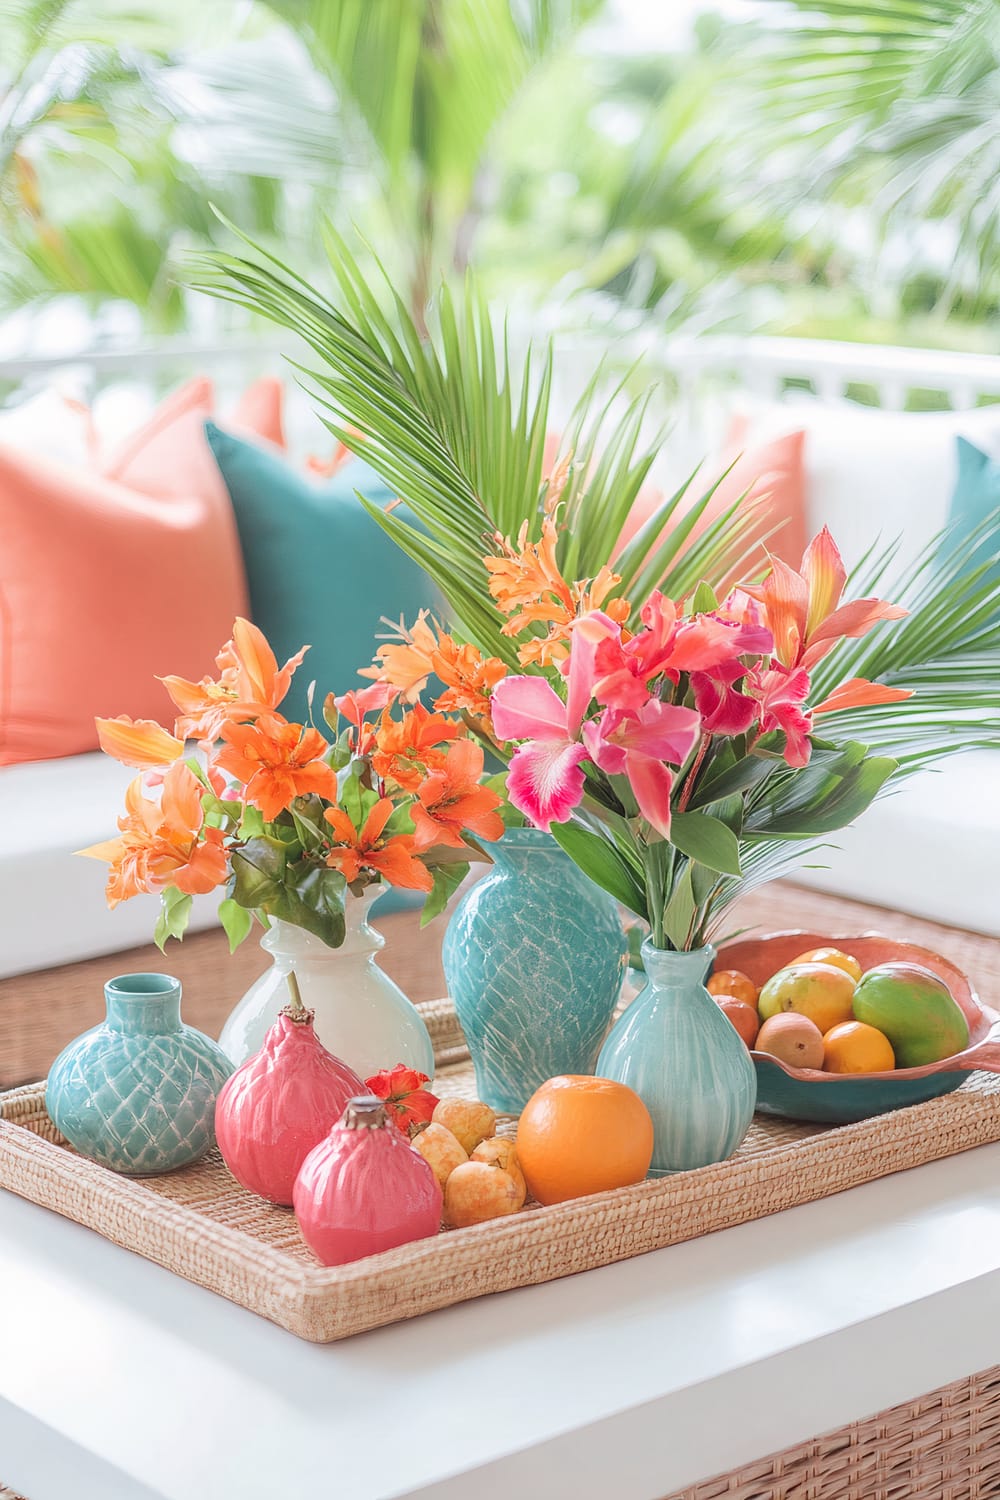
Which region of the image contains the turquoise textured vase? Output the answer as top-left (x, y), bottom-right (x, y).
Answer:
top-left (597, 940), bottom-right (756, 1174)
top-left (46, 973), bottom-right (234, 1175)
top-left (442, 829), bottom-right (627, 1112)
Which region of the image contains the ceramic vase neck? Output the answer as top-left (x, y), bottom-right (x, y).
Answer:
top-left (264, 891), bottom-right (384, 965)
top-left (488, 827), bottom-right (568, 873)
top-left (104, 974), bottom-right (183, 1035)
top-left (640, 940), bottom-right (716, 989)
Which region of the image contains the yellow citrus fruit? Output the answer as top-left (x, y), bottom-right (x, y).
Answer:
top-left (758, 963), bottom-right (856, 1034)
top-left (791, 946), bottom-right (863, 983)
top-left (707, 969), bottom-right (759, 1007)
top-left (823, 1021), bottom-right (895, 1074)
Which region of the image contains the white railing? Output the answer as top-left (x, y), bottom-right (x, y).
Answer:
top-left (3, 331), bottom-right (1000, 416)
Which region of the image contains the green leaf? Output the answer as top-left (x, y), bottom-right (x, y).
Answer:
top-left (690, 580), bottom-right (720, 614)
top-left (691, 752), bottom-right (773, 808)
top-left (289, 794), bottom-right (331, 851)
top-left (421, 862), bottom-right (469, 927)
top-left (484, 772), bottom-right (526, 829)
top-left (239, 805), bottom-right (266, 840)
top-left (218, 897), bottom-right (253, 954)
top-left (154, 888), bottom-right (193, 952)
top-left (550, 821), bottom-right (647, 918)
top-left (669, 811), bottom-right (743, 875)
top-left (230, 837), bottom-right (346, 947)
top-left (661, 863), bottom-right (696, 949)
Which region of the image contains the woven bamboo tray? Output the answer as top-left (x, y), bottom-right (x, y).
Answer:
top-left (3, 997), bottom-right (1000, 1344)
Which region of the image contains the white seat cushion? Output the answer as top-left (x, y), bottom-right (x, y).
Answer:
top-left (793, 751), bottom-right (1000, 937)
top-left (0, 753), bottom-right (219, 979)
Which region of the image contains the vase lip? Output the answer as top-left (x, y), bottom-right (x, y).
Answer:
top-left (104, 972), bottom-right (181, 999)
top-left (640, 937), bottom-right (717, 968)
top-left (495, 826), bottom-right (555, 848)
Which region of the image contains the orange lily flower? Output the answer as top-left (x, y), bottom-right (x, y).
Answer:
top-left (324, 799), bottom-right (432, 891)
top-left (214, 714), bottom-right (339, 821)
top-left (746, 528), bottom-right (908, 672)
top-left (372, 703), bottom-right (462, 791)
top-left (95, 716), bottom-right (184, 769)
top-left (161, 618), bottom-right (308, 742)
top-left (410, 739), bottom-right (505, 852)
top-left (485, 518), bottom-right (630, 666)
top-left (360, 612), bottom-right (508, 724)
top-left (78, 762), bottom-right (228, 907)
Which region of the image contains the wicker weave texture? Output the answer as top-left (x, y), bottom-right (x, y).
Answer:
top-left (665, 1364), bottom-right (1000, 1499)
top-left (3, 1001), bottom-right (1000, 1342)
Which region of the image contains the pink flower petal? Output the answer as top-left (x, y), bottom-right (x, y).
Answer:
top-left (505, 740), bottom-right (588, 830)
top-left (566, 611), bottom-right (620, 732)
top-left (491, 676), bottom-right (569, 743)
top-left (627, 754), bottom-right (676, 838)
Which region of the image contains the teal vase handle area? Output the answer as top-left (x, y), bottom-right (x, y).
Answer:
top-left (443, 829), bottom-right (627, 1113)
top-left (46, 972), bottom-right (234, 1175)
top-left (596, 940), bottom-right (757, 1175)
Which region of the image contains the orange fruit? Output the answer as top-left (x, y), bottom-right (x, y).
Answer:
top-left (716, 997), bottom-right (759, 1049)
top-left (823, 1021), bottom-right (895, 1074)
top-left (515, 1075), bottom-right (654, 1206)
top-left (756, 1013), bottom-right (825, 1071)
top-left (757, 963), bottom-right (856, 1034)
top-left (707, 969), bottom-right (759, 1007)
top-left (791, 946), bottom-right (863, 983)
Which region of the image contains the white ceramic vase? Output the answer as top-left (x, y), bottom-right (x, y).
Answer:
top-left (218, 890), bottom-right (435, 1081)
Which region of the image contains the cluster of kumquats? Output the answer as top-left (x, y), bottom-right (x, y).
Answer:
top-left (708, 949), bottom-right (970, 1074)
top-left (382, 1067), bottom-right (656, 1221)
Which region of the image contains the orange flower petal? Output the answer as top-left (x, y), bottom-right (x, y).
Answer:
top-left (813, 678), bottom-right (914, 714)
top-left (801, 598), bottom-right (909, 670)
top-left (802, 527), bottom-right (847, 639)
top-left (96, 716), bottom-right (184, 769)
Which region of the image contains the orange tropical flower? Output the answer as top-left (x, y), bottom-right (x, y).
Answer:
top-left (214, 714), bottom-right (339, 821)
top-left (161, 618), bottom-right (308, 742)
top-left (360, 612), bottom-right (508, 724)
top-left (485, 518), bottom-right (630, 666)
top-left (78, 762), bottom-right (227, 907)
top-left (95, 716), bottom-right (184, 769)
top-left (813, 678), bottom-right (914, 714)
top-left (324, 798), bottom-right (432, 891)
top-left (372, 703), bottom-right (463, 791)
top-left (746, 528), bottom-right (908, 672)
top-left (432, 636), bottom-right (509, 722)
top-left (410, 739), bottom-right (505, 851)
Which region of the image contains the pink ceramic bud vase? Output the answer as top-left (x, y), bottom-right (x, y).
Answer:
top-left (293, 1095), bottom-right (442, 1266)
top-left (214, 1005), bottom-right (363, 1205)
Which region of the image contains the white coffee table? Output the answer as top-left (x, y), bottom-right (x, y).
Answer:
top-left (3, 1137), bottom-right (1000, 1500)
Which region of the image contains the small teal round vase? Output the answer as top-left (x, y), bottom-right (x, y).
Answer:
top-left (46, 973), bottom-right (234, 1175)
top-left (597, 940), bottom-right (757, 1175)
top-left (443, 829), bottom-right (627, 1112)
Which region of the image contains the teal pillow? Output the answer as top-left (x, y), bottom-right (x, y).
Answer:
top-left (205, 423), bottom-right (438, 721)
top-left (205, 423), bottom-right (441, 916)
top-left (943, 437), bottom-right (1000, 591)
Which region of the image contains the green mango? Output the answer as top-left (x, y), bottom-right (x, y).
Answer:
top-left (852, 962), bottom-right (969, 1068)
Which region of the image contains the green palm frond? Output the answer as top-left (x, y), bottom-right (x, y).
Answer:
top-left (192, 227), bottom-right (758, 661)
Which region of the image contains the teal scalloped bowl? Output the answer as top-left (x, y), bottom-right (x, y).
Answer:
top-left (714, 931), bottom-right (1000, 1125)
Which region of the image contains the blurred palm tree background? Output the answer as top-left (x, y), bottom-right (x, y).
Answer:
top-left (1, 0), bottom-right (998, 353)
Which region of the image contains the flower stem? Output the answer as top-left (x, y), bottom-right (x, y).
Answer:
top-left (677, 733), bottom-right (711, 813)
top-left (286, 969), bottom-right (305, 1014)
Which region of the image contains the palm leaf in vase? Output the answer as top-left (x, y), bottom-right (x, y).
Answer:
top-left (193, 233), bottom-right (1000, 948)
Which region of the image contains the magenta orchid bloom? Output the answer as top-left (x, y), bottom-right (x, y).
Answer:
top-left (746, 663), bottom-right (813, 768)
top-left (491, 612), bottom-right (619, 830)
top-left (493, 611), bottom-right (701, 834)
top-left (582, 700), bottom-right (700, 837)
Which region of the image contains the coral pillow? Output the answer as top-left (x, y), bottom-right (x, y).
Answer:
top-left (0, 446), bottom-right (246, 765)
top-left (616, 428), bottom-right (807, 578)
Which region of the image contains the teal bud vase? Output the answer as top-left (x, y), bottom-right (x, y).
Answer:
top-left (46, 973), bottom-right (234, 1175)
top-left (596, 940), bottom-right (756, 1174)
top-left (443, 829), bottom-right (627, 1112)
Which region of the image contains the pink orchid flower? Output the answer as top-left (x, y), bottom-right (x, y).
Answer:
top-left (333, 682), bottom-right (399, 755)
top-left (582, 699), bottom-right (700, 837)
top-left (492, 612), bottom-right (701, 834)
top-left (746, 663), bottom-right (813, 768)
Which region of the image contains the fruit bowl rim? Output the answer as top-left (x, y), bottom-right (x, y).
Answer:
top-left (715, 928), bottom-right (1000, 1086)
